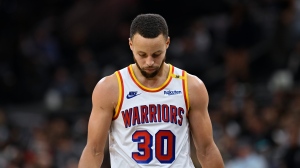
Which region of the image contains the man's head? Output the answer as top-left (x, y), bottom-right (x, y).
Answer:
top-left (129, 13), bottom-right (170, 78)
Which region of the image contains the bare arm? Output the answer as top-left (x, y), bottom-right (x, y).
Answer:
top-left (187, 74), bottom-right (224, 168)
top-left (78, 74), bottom-right (118, 168)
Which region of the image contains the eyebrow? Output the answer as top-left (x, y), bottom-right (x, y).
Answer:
top-left (137, 50), bottom-right (163, 54)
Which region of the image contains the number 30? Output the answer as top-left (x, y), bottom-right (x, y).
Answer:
top-left (132, 130), bottom-right (175, 164)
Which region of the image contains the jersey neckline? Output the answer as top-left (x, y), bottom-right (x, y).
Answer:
top-left (127, 64), bottom-right (174, 92)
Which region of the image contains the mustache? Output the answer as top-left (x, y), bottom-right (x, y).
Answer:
top-left (143, 66), bottom-right (157, 69)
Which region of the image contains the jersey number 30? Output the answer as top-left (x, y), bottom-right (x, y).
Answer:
top-left (132, 130), bottom-right (175, 164)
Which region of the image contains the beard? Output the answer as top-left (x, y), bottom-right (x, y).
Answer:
top-left (134, 57), bottom-right (165, 79)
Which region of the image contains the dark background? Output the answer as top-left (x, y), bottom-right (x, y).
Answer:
top-left (0, 0), bottom-right (300, 167)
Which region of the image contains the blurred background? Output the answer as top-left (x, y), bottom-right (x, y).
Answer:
top-left (1, 0), bottom-right (300, 167)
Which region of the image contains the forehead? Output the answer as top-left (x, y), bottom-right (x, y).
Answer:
top-left (131, 34), bottom-right (167, 49)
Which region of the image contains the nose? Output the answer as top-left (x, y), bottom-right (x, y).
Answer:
top-left (146, 56), bottom-right (154, 66)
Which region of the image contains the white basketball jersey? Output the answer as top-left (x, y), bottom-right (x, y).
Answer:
top-left (109, 64), bottom-right (195, 168)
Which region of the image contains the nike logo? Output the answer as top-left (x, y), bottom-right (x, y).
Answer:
top-left (126, 91), bottom-right (141, 99)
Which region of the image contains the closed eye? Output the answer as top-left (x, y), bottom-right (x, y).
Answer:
top-left (152, 52), bottom-right (162, 58)
top-left (138, 53), bottom-right (147, 57)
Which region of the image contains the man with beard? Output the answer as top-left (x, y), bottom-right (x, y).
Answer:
top-left (79, 13), bottom-right (224, 168)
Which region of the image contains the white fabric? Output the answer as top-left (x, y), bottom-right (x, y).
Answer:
top-left (109, 64), bottom-right (194, 168)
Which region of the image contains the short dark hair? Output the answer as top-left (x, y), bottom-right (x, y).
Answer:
top-left (130, 13), bottom-right (169, 40)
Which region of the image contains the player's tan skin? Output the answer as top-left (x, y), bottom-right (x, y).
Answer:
top-left (78, 33), bottom-right (224, 168)
top-left (188, 74), bottom-right (224, 167)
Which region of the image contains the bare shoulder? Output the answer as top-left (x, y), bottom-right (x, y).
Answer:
top-left (186, 73), bottom-right (205, 88)
top-left (186, 73), bottom-right (207, 94)
top-left (92, 73), bottom-right (119, 108)
top-left (186, 73), bottom-right (209, 107)
top-left (93, 73), bottom-right (118, 92)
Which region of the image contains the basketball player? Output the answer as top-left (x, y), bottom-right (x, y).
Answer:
top-left (78, 13), bottom-right (224, 168)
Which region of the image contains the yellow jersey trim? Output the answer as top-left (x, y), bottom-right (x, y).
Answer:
top-left (113, 71), bottom-right (124, 120)
top-left (182, 71), bottom-right (190, 114)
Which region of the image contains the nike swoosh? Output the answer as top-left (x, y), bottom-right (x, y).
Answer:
top-left (126, 93), bottom-right (141, 99)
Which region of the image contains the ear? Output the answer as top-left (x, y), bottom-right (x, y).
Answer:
top-left (166, 36), bottom-right (170, 49)
top-left (129, 38), bottom-right (133, 51)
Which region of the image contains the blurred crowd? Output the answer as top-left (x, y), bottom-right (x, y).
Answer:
top-left (1, 0), bottom-right (300, 167)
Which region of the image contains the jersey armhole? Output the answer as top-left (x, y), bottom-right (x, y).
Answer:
top-left (113, 71), bottom-right (124, 120)
top-left (182, 70), bottom-right (190, 117)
